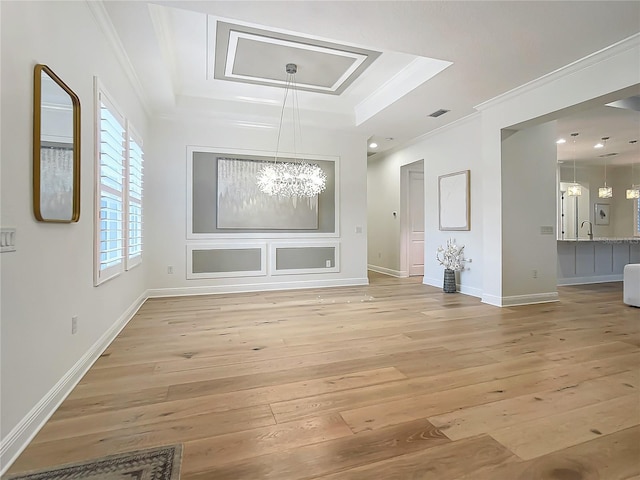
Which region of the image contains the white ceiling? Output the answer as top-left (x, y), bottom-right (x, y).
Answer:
top-left (556, 101), bottom-right (640, 166)
top-left (102, 1), bottom-right (640, 155)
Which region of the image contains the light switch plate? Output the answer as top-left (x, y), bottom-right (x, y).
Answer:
top-left (1, 228), bottom-right (16, 252)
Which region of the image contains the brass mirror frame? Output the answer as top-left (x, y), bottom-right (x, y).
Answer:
top-left (33, 64), bottom-right (81, 222)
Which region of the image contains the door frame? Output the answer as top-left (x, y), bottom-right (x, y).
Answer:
top-left (400, 159), bottom-right (425, 277)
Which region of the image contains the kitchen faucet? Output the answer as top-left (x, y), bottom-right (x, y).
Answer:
top-left (581, 220), bottom-right (593, 240)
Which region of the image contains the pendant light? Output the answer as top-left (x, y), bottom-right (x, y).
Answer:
top-left (598, 136), bottom-right (612, 198)
top-left (567, 133), bottom-right (581, 196)
top-left (256, 63), bottom-right (327, 198)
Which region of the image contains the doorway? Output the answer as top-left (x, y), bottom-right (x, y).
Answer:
top-left (401, 160), bottom-right (424, 277)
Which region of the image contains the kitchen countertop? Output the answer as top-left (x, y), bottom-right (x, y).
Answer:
top-left (558, 238), bottom-right (640, 243)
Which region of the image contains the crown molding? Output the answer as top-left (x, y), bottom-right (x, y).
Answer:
top-left (85, 0), bottom-right (152, 118)
top-left (367, 111), bottom-right (480, 162)
top-left (475, 33), bottom-right (640, 112)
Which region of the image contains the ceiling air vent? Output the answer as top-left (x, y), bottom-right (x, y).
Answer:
top-left (429, 109), bottom-right (450, 118)
top-left (599, 152), bottom-right (618, 158)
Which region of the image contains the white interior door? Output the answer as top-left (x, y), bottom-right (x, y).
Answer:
top-left (408, 171), bottom-right (424, 276)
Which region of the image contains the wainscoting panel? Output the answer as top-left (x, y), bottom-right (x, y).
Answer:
top-left (187, 243), bottom-right (267, 279)
top-left (270, 242), bottom-right (340, 275)
top-left (557, 240), bottom-right (638, 285)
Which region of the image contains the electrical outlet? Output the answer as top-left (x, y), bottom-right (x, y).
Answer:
top-left (167, 266), bottom-right (174, 274)
top-left (71, 316), bottom-right (78, 335)
top-left (532, 269), bottom-right (538, 279)
top-left (325, 260), bottom-right (332, 268)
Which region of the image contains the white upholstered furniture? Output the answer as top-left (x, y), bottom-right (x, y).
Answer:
top-left (623, 264), bottom-right (640, 307)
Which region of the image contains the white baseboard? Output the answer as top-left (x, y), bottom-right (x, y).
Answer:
top-left (501, 292), bottom-right (559, 307)
top-left (557, 274), bottom-right (623, 286)
top-left (482, 291), bottom-right (560, 307)
top-left (422, 276), bottom-right (483, 298)
top-left (459, 284), bottom-right (483, 298)
top-left (367, 265), bottom-right (408, 278)
top-left (146, 277), bottom-right (370, 298)
top-left (0, 291), bottom-right (148, 476)
top-left (423, 276), bottom-right (447, 290)
top-left (481, 293), bottom-right (504, 307)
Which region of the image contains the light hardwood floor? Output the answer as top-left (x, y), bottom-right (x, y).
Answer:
top-left (6, 273), bottom-right (640, 479)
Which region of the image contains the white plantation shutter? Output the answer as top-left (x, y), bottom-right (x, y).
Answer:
top-left (127, 128), bottom-right (143, 269)
top-left (96, 92), bottom-right (125, 284)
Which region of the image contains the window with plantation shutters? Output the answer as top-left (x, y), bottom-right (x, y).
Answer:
top-left (94, 81), bottom-right (144, 285)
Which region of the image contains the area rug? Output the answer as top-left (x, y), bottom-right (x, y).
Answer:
top-left (5, 444), bottom-right (182, 480)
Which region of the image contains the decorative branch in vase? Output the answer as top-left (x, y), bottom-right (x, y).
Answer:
top-left (436, 238), bottom-right (465, 293)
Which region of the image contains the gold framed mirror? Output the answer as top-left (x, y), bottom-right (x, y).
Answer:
top-left (33, 64), bottom-right (81, 222)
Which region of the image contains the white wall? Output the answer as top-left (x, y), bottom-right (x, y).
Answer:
top-left (145, 115), bottom-right (369, 294)
top-left (479, 36), bottom-right (640, 305)
top-left (0, 1), bottom-right (148, 467)
top-left (501, 123), bottom-right (558, 300)
top-left (367, 116), bottom-right (484, 297)
top-left (366, 154), bottom-right (402, 274)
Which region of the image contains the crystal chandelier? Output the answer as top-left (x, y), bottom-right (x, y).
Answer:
top-left (568, 133), bottom-right (581, 196)
top-left (598, 137), bottom-right (612, 198)
top-left (257, 63), bottom-right (327, 198)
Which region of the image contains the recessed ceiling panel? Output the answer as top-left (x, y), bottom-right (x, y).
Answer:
top-left (213, 20), bottom-right (381, 95)
top-left (232, 37), bottom-right (358, 89)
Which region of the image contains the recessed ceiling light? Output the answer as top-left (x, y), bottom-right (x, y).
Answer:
top-left (369, 142), bottom-right (378, 148)
top-left (556, 138), bottom-right (566, 144)
top-left (594, 143), bottom-right (604, 149)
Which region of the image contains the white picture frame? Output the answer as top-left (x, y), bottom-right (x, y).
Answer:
top-left (594, 203), bottom-right (610, 226)
top-left (438, 170), bottom-right (470, 231)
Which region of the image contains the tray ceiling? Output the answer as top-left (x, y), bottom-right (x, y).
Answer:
top-left (212, 21), bottom-right (381, 95)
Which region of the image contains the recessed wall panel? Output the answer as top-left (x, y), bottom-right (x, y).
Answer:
top-left (193, 248), bottom-right (262, 273)
top-left (191, 151), bottom-right (336, 235)
top-left (187, 243), bottom-right (266, 279)
top-left (270, 242), bottom-right (340, 275)
top-left (276, 247), bottom-right (335, 270)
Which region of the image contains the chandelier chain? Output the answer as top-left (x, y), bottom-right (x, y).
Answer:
top-left (257, 63), bottom-right (327, 198)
